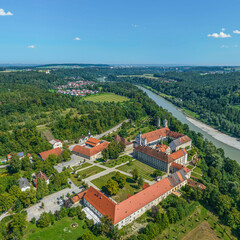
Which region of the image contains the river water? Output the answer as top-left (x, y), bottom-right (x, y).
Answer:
top-left (139, 86), bottom-right (240, 163)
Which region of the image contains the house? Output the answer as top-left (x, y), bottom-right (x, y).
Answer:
top-left (17, 152), bottom-right (24, 160)
top-left (83, 168), bottom-right (190, 229)
top-left (27, 153), bottom-right (33, 161)
top-left (187, 179), bottom-right (206, 190)
top-left (33, 171), bottom-right (49, 187)
top-left (72, 139), bottom-right (109, 160)
top-left (156, 144), bottom-right (171, 154)
top-left (114, 135), bottom-right (133, 151)
top-left (39, 148), bottom-right (62, 161)
top-left (18, 177), bottom-right (31, 191)
top-left (49, 139), bottom-right (63, 149)
top-left (71, 190), bottom-right (88, 204)
top-left (169, 135), bottom-right (192, 151)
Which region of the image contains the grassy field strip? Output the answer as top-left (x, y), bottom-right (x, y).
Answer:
top-left (84, 93), bottom-right (129, 103)
top-left (72, 162), bottom-right (92, 172)
top-left (116, 160), bottom-right (156, 181)
top-left (77, 166), bottom-right (105, 179)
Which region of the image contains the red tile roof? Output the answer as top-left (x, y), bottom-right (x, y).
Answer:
top-left (84, 187), bottom-right (116, 221)
top-left (83, 178), bottom-right (175, 225)
top-left (179, 135), bottom-right (192, 144)
top-left (170, 149), bottom-right (187, 160)
top-left (170, 162), bottom-right (184, 170)
top-left (33, 171), bottom-right (49, 187)
top-left (168, 131), bottom-right (184, 139)
top-left (71, 190), bottom-right (88, 203)
top-left (39, 148), bottom-right (62, 161)
top-left (187, 179), bottom-right (206, 190)
top-left (156, 144), bottom-right (169, 152)
top-left (142, 127), bottom-right (170, 143)
top-left (134, 145), bottom-right (175, 164)
top-left (86, 138), bottom-right (101, 147)
top-left (72, 141), bottom-right (109, 157)
top-left (114, 135), bottom-right (131, 146)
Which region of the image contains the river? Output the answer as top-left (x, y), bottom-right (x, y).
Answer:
top-left (138, 86), bottom-right (240, 163)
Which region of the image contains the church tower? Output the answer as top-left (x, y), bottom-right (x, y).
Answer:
top-left (163, 119), bottom-right (168, 128)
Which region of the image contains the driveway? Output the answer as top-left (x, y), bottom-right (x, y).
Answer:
top-left (54, 154), bottom-right (85, 173)
top-left (26, 179), bottom-right (80, 221)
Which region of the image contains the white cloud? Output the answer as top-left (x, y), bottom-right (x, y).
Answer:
top-left (220, 45), bottom-right (228, 48)
top-left (221, 28), bottom-right (226, 31)
top-left (233, 44), bottom-right (239, 47)
top-left (74, 37), bottom-right (81, 40)
top-left (233, 30), bottom-right (240, 34)
top-left (131, 24), bottom-right (139, 28)
top-left (28, 45), bottom-right (35, 49)
top-left (0, 8), bottom-right (13, 16)
top-left (208, 31), bottom-right (231, 38)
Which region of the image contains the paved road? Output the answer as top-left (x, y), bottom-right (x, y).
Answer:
top-left (54, 154), bottom-right (85, 173)
top-left (68, 119), bottom-right (129, 152)
top-left (26, 179), bottom-right (80, 221)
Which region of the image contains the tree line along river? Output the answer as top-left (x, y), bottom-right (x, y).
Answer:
top-left (138, 86), bottom-right (240, 163)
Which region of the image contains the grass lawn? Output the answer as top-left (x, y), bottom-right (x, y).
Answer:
top-left (23, 217), bottom-right (107, 240)
top-left (72, 162), bottom-right (92, 171)
top-left (193, 167), bottom-right (203, 175)
top-left (91, 171), bottom-right (142, 203)
top-left (182, 107), bottom-right (200, 119)
top-left (77, 166), bottom-right (105, 179)
top-left (187, 165), bottom-right (194, 169)
top-left (116, 160), bottom-right (157, 181)
top-left (101, 155), bottom-right (133, 168)
top-left (191, 172), bottom-right (203, 180)
top-left (84, 93), bottom-right (129, 103)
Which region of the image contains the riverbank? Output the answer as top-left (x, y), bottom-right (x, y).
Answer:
top-left (186, 117), bottom-right (240, 151)
top-left (138, 85), bottom-right (240, 161)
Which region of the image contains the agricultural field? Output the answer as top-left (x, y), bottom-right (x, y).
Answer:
top-left (23, 217), bottom-right (107, 240)
top-left (116, 160), bottom-right (157, 181)
top-left (101, 155), bottom-right (132, 168)
top-left (77, 166), bottom-right (105, 179)
top-left (91, 171), bottom-right (143, 203)
top-left (84, 93), bottom-right (129, 103)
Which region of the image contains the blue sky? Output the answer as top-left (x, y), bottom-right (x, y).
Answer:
top-left (1, 0), bottom-right (240, 65)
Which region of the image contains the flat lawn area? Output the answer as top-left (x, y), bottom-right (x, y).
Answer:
top-left (91, 171), bottom-right (142, 203)
top-left (85, 93), bottom-right (129, 103)
top-left (23, 217), bottom-right (106, 240)
top-left (72, 162), bottom-right (92, 171)
top-left (78, 166), bottom-right (105, 179)
top-left (101, 155), bottom-right (133, 168)
top-left (191, 172), bottom-right (203, 180)
top-left (182, 107), bottom-right (200, 119)
top-left (116, 160), bottom-right (156, 181)
top-left (193, 167), bottom-right (202, 175)
top-left (187, 165), bottom-right (194, 169)
top-left (156, 204), bottom-right (235, 240)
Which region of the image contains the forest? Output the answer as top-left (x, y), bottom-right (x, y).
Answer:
top-left (0, 68), bottom-right (240, 238)
top-left (110, 71), bottom-right (240, 137)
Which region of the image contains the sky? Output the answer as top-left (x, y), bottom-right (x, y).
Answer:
top-left (1, 0), bottom-right (240, 65)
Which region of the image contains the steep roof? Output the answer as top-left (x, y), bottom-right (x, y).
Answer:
top-left (39, 148), bottom-right (62, 161)
top-left (18, 177), bottom-right (30, 189)
top-left (72, 141), bottom-right (109, 157)
top-left (156, 144), bottom-right (169, 153)
top-left (171, 136), bottom-right (192, 147)
top-left (33, 171), bottom-right (49, 187)
top-left (84, 170), bottom-right (187, 225)
top-left (168, 131), bottom-right (184, 139)
top-left (170, 162), bottom-right (184, 170)
top-left (134, 145), bottom-right (175, 164)
top-left (142, 127), bottom-right (170, 143)
top-left (49, 139), bottom-right (62, 145)
top-left (86, 138), bottom-right (101, 147)
top-left (114, 135), bottom-right (131, 146)
top-left (84, 186), bottom-right (116, 221)
top-left (187, 179), bottom-right (206, 190)
top-left (170, 149), bottom-right (187, 160)
top-left (114, 177), bottom-right (173, 224)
